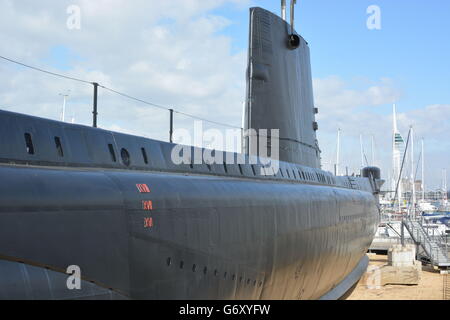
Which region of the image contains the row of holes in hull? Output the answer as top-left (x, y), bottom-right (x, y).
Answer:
top-left (166, 257), bottom-right (263, 288)
top-left (22, 132), bottom-right (335, 185)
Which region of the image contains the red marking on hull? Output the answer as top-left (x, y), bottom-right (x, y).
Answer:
top-left (136, 184), bottom-right (151, 193)
top-left (144, 217), bottom-right (153, 228)
top-left (142, 200), bottom-right (153, 211)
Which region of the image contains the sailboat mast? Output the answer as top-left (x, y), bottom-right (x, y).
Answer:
top-left (392, 104), bottom-right (403, 210)
top-left (444, 169), bottom-right (448, 201)
top-left (421, 139), bottom-right (425, 201)
top-left (371, 135), bottom-right (375, 166)
top-left (360, 134), bottom-right (364, 169)
top-left (392, 104), bottom-right (396, 201)
top-left (410, 126), bottom-right (415, 215)
top-left (336, 128), bottom-right (341, 176)
top-left (444, 169), bottom-right (448, 202)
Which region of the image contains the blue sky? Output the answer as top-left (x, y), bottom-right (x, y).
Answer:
top-left (208, 0), bottom-right (450, 188)
top-left (44, 0), bottom-right (450, 115)
top-left (213, 0), bottom-right (450, 114)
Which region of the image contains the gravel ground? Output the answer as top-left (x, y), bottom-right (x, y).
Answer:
top-left (346, 254), bottom-right (446, 300)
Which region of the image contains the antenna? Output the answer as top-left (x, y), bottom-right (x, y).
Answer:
top-left (290, 0), bottom-right (297, 34)
top-left (287, 0), bottom-right (300, 49)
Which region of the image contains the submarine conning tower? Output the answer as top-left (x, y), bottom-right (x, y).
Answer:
top-left (243, 4), bottom-right (321, 168)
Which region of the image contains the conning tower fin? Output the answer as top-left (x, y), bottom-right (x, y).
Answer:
top-left (243, 4), bottom-right (320, 168)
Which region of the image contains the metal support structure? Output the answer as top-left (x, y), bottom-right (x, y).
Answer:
top-left (403, 218), bottom-right (450, 268)
top-left (92, 82), bottom-right (99, 128)
top-left (401, 220), bottom-right (405, 247)
top-left (169, 109), bottom-right (174, 143)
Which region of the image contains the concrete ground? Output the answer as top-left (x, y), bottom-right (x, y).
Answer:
top-left (346, 254), bottom-right (447, 300)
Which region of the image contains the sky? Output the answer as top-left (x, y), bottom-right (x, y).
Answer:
top-left (0, 0), bottom-right (449, 190)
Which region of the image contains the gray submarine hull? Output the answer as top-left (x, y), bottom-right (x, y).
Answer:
top-left (0, 110), bottom-right (378, 300)
top-left (0, 7), bottom-right (380, 299)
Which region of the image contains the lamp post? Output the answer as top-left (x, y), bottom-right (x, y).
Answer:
top-left (59, 90), bottom-right (70, 122)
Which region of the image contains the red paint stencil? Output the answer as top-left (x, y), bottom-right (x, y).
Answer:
top-left (144, 217), bottom-right (153, 228)
top-left (142, 200), bottom-right (153, 211)
top-left (136, 184), bottom-right (151, 193)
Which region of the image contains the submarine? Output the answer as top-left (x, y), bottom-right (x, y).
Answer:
top-left (0, 3), bottom-right (382, 300)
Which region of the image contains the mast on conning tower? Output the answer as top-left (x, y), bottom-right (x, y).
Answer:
top-left (281, 0), bottom-right (286, 21)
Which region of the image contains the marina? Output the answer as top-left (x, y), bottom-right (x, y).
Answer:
top-left (360, 100), bottom-right (450, 300)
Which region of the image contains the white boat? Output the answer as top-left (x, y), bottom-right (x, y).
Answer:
top-left (417, 200), bottom-right (437, 212)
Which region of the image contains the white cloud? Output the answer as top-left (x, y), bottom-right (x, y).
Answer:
top-left (0, 1), bottom-right (447, 189)
top-left (314, 76), bottom-right (401, 115)
top-left (314, 76), bottom-right (449, 189)
top-left (0, 0), bottom-right (248, 147)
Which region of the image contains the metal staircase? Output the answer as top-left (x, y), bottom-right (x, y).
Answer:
top-left (402, 218), bottom-right (450, 268)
